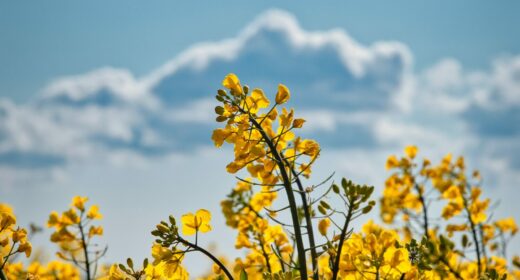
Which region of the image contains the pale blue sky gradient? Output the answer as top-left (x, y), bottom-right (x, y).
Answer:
top-left (2, 1), bottom-right (520, 101)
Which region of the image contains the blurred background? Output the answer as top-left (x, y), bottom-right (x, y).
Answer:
top-left (1, 1), bottom-right (519, 275)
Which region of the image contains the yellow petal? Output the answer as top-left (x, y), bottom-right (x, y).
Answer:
top-left (222, 73), bottom-right (243, 95)
top-left (404, 145), bottom-right (418, 159)
top-left (195, 209), bottom-right (211, 223)
top-left (71, 196), bottom-right (88, 211)
top-left (275, 84), bottom-right (290, 104)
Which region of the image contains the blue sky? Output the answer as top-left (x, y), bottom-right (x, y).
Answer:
top-left (2, 1), bottom-right (520, 102)
top-left (1, 2), bottom-right (520, 275)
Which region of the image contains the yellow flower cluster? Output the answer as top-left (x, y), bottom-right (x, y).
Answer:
top-left (107, 209), bottom-right (217, 280)
top-left (212, 73), bottom-right (319, 180)
top-left (47, 196), bottom-right (105, 279)
top-left (334, 221), bottom-right (411, 280)
top-left (0, 203), bottom-right (32, 274)
top-left (381, 146), bottom-right (520, 279)
top-left (3, 260), bottom-right (80, 280)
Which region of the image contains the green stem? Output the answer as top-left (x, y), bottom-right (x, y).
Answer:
top-left (78, 221), bottom-right (91, 280)
top-left (414, 183), bottom-right (429, 239)
top-left (461, 190), bottom-right (482, 277)
top-left (258, 236), bottom-right (273, 274)
top-left (285, 158), bottom-right (318, 280)
top-left (440, 257), bottom-right (464, 280)
top-left (248, 115), bottom-right (308, 280)
top-left (180, 238), bottom-right (234, 280)
top-left (0, 269), bottom-right (6, 280)
top-left (331, 197), bottom-right (354, 280)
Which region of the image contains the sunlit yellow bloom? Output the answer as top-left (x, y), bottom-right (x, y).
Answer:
top-left (87, 205), bottom-right (103, 220)
top-left (292, 118), bottom-right (305, 128)
top-left (17, 241), bottom-right (32, 257)
top-left (61, 209), bottom-right (80, 225)
top-left (0, 212), bottom-right (16, 229)
top-left (318, 218), bottom-right (331, 236)
top-left (386, 155), bottom-right (399, 170)
top-left (71, 196), bottom-right (88, 211)
top-left (88, 226), bottom-right (104, 238)
top-left (404, 145), bottom-right (418, 159)
top-left (245, 88), bottom-right (270, 114)
top-left (383, 247), bottom-right (411, 273)
top-left (11, 228), bottom-right (27, 243)
top-left (181, 209), bottom-right (212, 235)
top-left (212, 127), bottom-right (233, 147)
top-left (275, 84), bottom-right (290, 104)
top-left (47, 211), bottom-right (61, 228)
top-left (495, 217), bottom-right (518, 234)
top-left (222, 73), bottom-right (243, 95)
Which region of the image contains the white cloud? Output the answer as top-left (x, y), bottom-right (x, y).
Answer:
top-left (0, 9), bottom-right (517, 202)
top-left (1, 8), bottom-right (519, 267)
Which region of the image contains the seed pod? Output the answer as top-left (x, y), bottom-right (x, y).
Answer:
top-left (332, 184), bottom-right (340, 194)
top-left (156, 224), bottom-right (169, 233)
top-left (216, 116), bottom-right (227, 122)
top-left (318, 205), bottom-right (327, 215)
top-left (320, 200), bottom-right (331, 209)
top-left (127, 258), bottom-right (134, 270)
top-left (169, 215), bottom-right (176, 225)
top-left (215, 106), bottom-right (225, 115)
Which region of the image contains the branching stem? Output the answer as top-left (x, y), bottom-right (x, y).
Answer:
top-left (331, 197), bottom-right (355, 280)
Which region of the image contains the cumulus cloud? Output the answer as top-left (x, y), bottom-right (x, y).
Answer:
top-left (0, 8), bottom-right (518, 199)
top-left (1, 8), bottom-right (520, 268)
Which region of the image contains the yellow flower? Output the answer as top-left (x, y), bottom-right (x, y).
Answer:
top-left (495, 217), bottom-right (518, 234)
top-left (151, 244), bottom-right (189, 279)
top-left (245, 88), bottom-right (270, 114)
top-left (212, 127), bottom-right (233, 147)
top-left (222, 73), bottom-right (243, 95)
top-left (181, 209), bottom-right (212, 236)
top-left (47, 211), bottom-right (61, 228)
top-left (383, 247), bottom-right (411, 273)
top-left (385, 155), bottom-right (399, 170)
top-left (61, 209), bottom-right (80, 225)
top-left (0, 212), bottom-right (16, 229)
top-left (275, 84), bottom-right (290, 104)
top-left (12, 228), bottom-right (27, 242)
top-left (71, 196), bottom-right (88, 211)
top-left (88, 226), bottom-right (104, 238)
top-left (442, 185), bottom-right (461, 200)
top-left (87, 205), bottom-right (103, 220)
top-left (292, 118), bottom-right (305, 128)
top-left (404, 145), bottom-right (418, 159)
top-left (318, 218), bottom-right (331, 236)
top-left (17, 241), bottom-right (32, 257)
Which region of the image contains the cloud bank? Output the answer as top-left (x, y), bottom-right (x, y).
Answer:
top-left (0, 9), bottom-right (518, 193)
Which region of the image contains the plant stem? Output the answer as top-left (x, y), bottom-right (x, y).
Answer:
top-left (180, 238), bottom-right (234, 280)
top-left (331, 197), bottom-right (354, 280)
top-left (78, 221), bottom-right (91, 280)
top-left (414, 184), bottom-right (429, 239)
top-left (249, 116), bottom-right (308, 280)
top-left (464, 203), bottom-right (482, 277)
top-left (258, 235), bottom-right (273, 274)
top-left (0, 269), bottom-right (6, 280)
top-left (440, 257), bottom-right (464, 280)
top-left (285, 159), bottom-right (318, 280)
